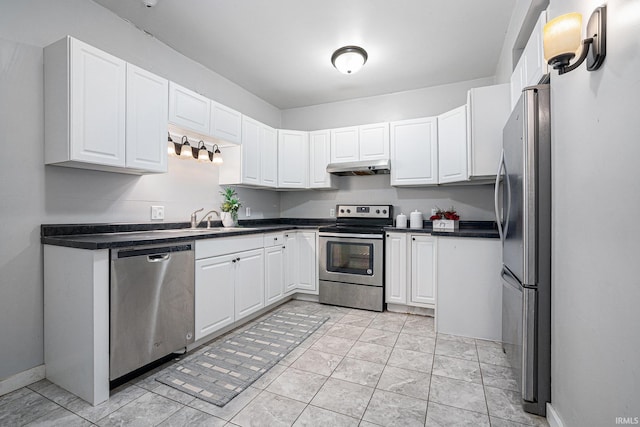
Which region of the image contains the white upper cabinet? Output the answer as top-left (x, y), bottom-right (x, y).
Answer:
top-left (125, 64), bottom-right (168, 173)
top-left (240, 116), bottom-right (261, 185)
top-left (278, 130), bottom-right (309, 189)
top-left (210, 101), bottom-right (241, 144)
top-left (309, 130), bottom-right (336, 189)
top-left (438, 105), bottom-right (468, 184)
top-left (467, 84), bottom-right (510, 179)
top-left (511, 11), bottom-right (547, 109)
top-left (390, 117), bottom-right (438, 186)
top-left (359, 122), bottom-right (390, 161)
top-left (45, 36), bottom-right (165, 174)
top-left (330, 124), bottom-right (390, 164)
top-left (168, 82), bottom-right (210, 135)
top-left (45, 37), bottom-right (126, 169)
top-left (330, 126), bottom-right (359, 163)
top-left (260, 125), bottom-right (278, 187)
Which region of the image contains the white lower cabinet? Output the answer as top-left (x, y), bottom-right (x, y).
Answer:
top-left (410, 235), bottom-right (437, 306)
top-left (385, 232), bottom-right (436, 308)
top-left (283, 231), bottom-right (318, 295)
top-left (195, 254), bottom-right (235, 340)
top-left (234, 249), bottom-right (265, 319)
top-left (264, 244), bottom-right (285, 305)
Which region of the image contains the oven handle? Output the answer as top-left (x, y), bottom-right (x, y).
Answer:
top-left (318, 232), bottom-right (383, 239)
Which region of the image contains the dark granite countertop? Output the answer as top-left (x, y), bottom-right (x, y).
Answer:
top-left (41, 219), bottom-right (333, 250)
top-left (384, 221), bottom-right (499, 239)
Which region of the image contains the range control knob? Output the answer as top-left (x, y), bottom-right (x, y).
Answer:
top-left (383, 209), bottom-right (387, 214)
top-left (340, 209), bottom-right (344, 213)
top-left (347, 209), bottom-right (351, 213)
top-left (376, 209), bottom-right (380, 214)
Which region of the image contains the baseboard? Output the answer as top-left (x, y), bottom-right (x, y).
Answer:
top-left (547, 403), bottom-right (565, 427)
top-left (387, 303), bottom-right (434, 317)
top-left (0, 365), bottom-right (45, 397)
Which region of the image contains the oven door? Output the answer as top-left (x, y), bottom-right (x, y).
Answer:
top-left (319, 233), bottom-right (383, 286)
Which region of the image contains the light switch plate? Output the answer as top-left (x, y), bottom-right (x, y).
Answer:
top-left (151, 206), bottom-right (165, 220)
top-left (245, 207), bottom-right (251, 217)
top-left (330, 208), bottom-right (335, 217)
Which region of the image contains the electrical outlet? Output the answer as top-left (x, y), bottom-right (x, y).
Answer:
top-left (330, 208), bottom-right (335, 217)
top-left (245, 207), bottom-right (251, 217)
top-left (151, 205), bottom-right (164, 220)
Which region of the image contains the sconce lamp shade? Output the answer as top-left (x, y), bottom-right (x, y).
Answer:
top-left (210, 144), bottom-right (223, 165)
top-left (331, 46), bottom-right (368, 74)
top-left (179, 136), bottom-right (193, 159)
top-left (543, 13), bottom-right (582, 66)
top-left (197, 141), bottom-right (210, 162)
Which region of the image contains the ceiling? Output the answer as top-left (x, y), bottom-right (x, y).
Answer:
top-left (93, 0), bottom-right (516, 110)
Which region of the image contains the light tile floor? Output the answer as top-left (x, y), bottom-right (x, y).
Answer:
top-left (0, 300), bottom-right (549, 426)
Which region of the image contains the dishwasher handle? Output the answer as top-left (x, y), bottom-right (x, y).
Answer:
top-left (113, 243), bottom-right (193, 260)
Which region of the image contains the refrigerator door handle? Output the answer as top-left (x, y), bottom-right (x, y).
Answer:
top-left (494, 150), bottom-right (511, 242)
top-left (501, 266), bottom-right (521, 290)
top-left (522, 287), bottom-right (537, 402)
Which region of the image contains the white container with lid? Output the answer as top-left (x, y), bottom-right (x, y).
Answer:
top-left (410, 210), bottom-right (423, 229)
top-left (396, 213), bottom-right (407, 229)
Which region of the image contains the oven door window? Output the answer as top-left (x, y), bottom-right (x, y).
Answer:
top-left (326, 241), bottom-right (374, 275)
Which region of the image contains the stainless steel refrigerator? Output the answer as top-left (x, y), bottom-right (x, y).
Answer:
top-left (494, 84), bottom-right (551, 416)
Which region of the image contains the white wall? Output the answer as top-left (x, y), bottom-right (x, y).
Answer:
top-left (548, 0), bottom-right (640, 425)
top-left (494, 0), bottom-right (534, 84)
top-left (0, 0), bottom-right (281, 381)
top-left (280, 77), bottom-right (498, 220)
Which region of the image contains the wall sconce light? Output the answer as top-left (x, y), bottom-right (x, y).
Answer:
top-left (331, 46), bottom-right (368, 74)
top-left (167, 133), bottom-right (181, 157)
top-left (179, 135), bottom-right (193, 159)
top-left (210, 144), bottom-right (223, 165)
top-left (196, 140), bottom-right (210, 162)
top-left (543, 5), bottom-right (606, 75)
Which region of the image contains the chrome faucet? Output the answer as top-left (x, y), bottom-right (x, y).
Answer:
top-left (190, 208), bottom-right (219, 228)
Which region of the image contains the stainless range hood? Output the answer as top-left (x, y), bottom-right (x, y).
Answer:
top-left (326, 159), bottom-right (390, 176)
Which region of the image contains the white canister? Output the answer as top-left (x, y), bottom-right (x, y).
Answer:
top-left (410, 210), bottom-right (423, 229)
top-left (396, 213), bottom-right (407, 229)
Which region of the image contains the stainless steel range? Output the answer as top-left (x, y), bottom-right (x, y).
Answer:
top-left (318, 204), bottom-right (393, 312)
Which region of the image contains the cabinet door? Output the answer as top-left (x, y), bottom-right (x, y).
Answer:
top-left (390, 117), bottom-right (438, 186)
top-left (309, 130), bottom-right (335, 189)
top-left (264, 245), bottom-right (285, 305)
top-left (523, 11), bottom-right (547, 87)
top-left (195, 254), bottom-right (235, 340)
top-left (467, 84), bottom-right (510, 178)
top-left (283, 232), bottom-right (298, 293)
top-left (438, 105), bottom-right (468, 184)
top-left (296, 232), bottom-right (317, 293)
top-left (385, 233), bottom-right (407, 304)
top-left (235, 249), bottom-right (265, 320)
top-left (330, 127), bottom-right (359, 163)
top-left (260, 125), bottom-right (278, 187)
top-left (510, 57), bottom-right (525, 110)
top-left (168, 82), bottom-right (210, 135)
top-left (411, 235), bottom-right (436, 306)
top-left (278, 130), bottom-right (309, 188)
top-left (210, 101), bottom-right (241, 144)
top-left (125, 64), bottom-right (168, 173)
top-left (241, 116), bottom-right (261, 185)
top-left (70, 38), bottom-right (126, 167)
top-left (359, 122), bottom-right (389, 161)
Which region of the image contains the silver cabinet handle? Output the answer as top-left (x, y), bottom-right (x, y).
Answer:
top-left (147, 254), bottom-right (170, 262)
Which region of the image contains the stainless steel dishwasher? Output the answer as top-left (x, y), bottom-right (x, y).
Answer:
top-left (110, 242), bottom-right (195, 381)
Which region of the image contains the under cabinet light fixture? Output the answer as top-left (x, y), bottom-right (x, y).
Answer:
top-left (196, 140), bottom-right (210, 162)
top-left (179, 135), bottom-right (193, 159)
top-left (331, 46), bottom-right (368, 74)
top-left (543, 5), bottom-right (606, 74)
top-left (210, 144), bottom-right (223, 165)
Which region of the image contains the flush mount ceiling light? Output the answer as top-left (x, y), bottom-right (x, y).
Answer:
top-left (331, 46), bottom-right (368, 74)
top-left (543, 5), bottom-right (606, 75)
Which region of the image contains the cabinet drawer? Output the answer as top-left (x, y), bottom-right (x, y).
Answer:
top-left (196, 234), bottom-right (263, 259)
top-left (263, 232), bottom-right (285, 248)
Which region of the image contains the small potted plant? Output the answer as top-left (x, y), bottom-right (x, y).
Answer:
top-left (430, 206), bottom-right (460, 232)
top-left (220, 187), bottom-right (242, 227)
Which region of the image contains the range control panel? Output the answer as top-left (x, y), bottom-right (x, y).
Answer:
top-left (335, 204), bottom-right (392, 219)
